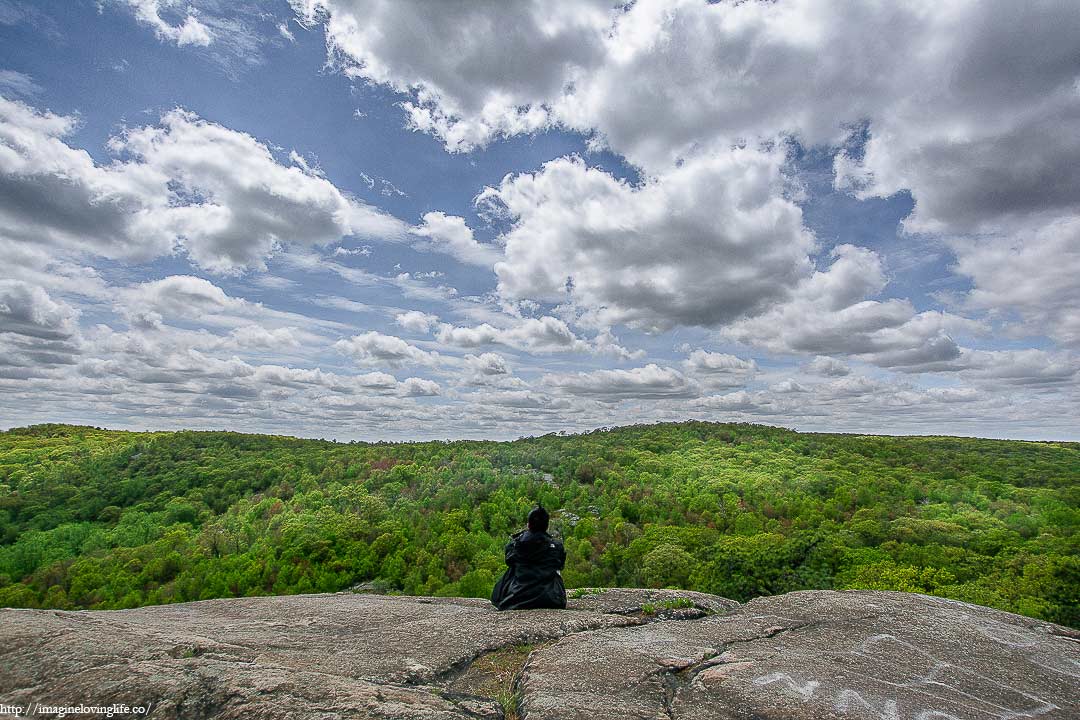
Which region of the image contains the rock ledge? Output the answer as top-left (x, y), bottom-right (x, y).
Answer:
top-left (1, 589), bottom-right (1076, 719)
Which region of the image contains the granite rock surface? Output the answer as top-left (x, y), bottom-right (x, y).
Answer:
top-left (1, 589), bottom-right (1076, 719)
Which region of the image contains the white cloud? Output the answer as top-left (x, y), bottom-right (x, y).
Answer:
top-left (0, 279), bottom-right (79, 340)
top-left (950, 217), bottom-right (1080, 346)
top-left (464, 352), bottom-right (510, 376)
top-left (831, 2), bottom-right (1080, 236)
top-left (116, 276), bottom-right (349, 346)
top-left (0, 97), bottom-right (405, 273)
top-left (109, 1), bottom-right (294, 76)
top-left (72, 325), bottom-right (441, 404)
top-left (310, 295), bottom-right (374, 315)
top-left (409, 212), bottom-right (501, 267)
top-left (695, 390), bottom-right (784, 415)
top-left (693, 373), bottom-right (990, 422)
top-left (399, 376), bottom-right (440, 397)
top-left (906, 348), bottom-right (1078, 386)
top-left (334, 330), bottom-right (441, 368)
top-left (477, 390), bottom-right (570, 410)
top-left (124, 275), bottom-right (244, 318)
top-left (771, 380), bottom-right (809, 394)
top-left (456, 352), bottom-right (529, 389)
top-left (0, 238), bottom-right (111, 301)
top-left (483, 150), bottom-right (813, 332)
top-left (299, 0), bottom-right (1080, 358)
top-left (301, 0), bottom-right (1080, 207)
top-left (4, 1), bottom-right (1078, 440)
top-left (333, 244), bottom-right (371, 257)
top-left (681, 348), bottom-right (757, 387)
top-left (591, 329), bottom-right (646, 361)
top-left (0, 96), bottom-right (165, 260)
top-left (961, 350), bottom-right (1077, 386)
top-left (0, 280), bottom-right (82, 375)
top-left (545, 363), bottom-right (700, 402)
top-left (115, 1), bottom-right (213, 46)
top-left (724, 245), bottom-right (981, 370)
top-left (111, 108), bottom-right (405, 272)
top-left (175, 14), bottom-right (212, 46)
top-left (226, 325), bottom-right (301, 350)
top-left (0, 69), bottom-right (41, 97)
top-left (435, 315), bottom-right (590, 353)
top-left (803, 355), bottom-right (851, 377)
top-left (395, 310), bottom-right (440, 333)
top-left (291, 0), bottom-right (613, 152)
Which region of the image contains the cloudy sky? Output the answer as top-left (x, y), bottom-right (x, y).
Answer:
top-left (1, 0), bottom-right (1078, 441)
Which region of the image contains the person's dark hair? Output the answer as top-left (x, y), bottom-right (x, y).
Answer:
top-left (527, 504), bottom-right (549, 533)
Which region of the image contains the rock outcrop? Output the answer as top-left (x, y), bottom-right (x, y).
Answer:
top-left (1, 589), bottom-right (1077, 719)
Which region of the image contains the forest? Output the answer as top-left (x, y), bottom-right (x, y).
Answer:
top-left (0, 422), bottom-right (1076, 628)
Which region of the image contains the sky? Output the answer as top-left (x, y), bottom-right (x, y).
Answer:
top-left (1, 0), bottom-right (1078, 442)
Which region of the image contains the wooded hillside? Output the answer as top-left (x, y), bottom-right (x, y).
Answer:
top-left (1, 422), bottom-right (1076, 627)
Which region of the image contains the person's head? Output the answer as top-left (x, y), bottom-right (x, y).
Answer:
top-left (527, 504), bottom-right (549, 533)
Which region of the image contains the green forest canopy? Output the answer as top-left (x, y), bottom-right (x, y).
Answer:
top-left (0, 422), bottom-right (1076, 627)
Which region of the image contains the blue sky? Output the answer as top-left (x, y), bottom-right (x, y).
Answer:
top-left (1, 0), bottom-right (1078, 440)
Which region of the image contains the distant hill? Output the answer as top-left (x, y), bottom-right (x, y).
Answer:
top-left (0, 422), bottom-right (1076, 627)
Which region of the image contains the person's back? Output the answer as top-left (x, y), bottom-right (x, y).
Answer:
top-left (491, 506), bottom-right (566, 610)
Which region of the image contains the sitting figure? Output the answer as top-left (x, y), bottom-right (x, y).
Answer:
top-left (491, 505), bottom-right (566, 610)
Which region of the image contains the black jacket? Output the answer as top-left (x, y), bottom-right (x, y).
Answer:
top-left (490, 529), bottom-right (566, 610)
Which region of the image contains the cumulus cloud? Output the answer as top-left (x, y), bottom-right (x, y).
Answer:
top-left (476, 390), bottom-right (571, 411)
top-left (291, 0), bottom-right (613, 152)
top-left (226, 325), bottom-right (301, 350)
top-left (123, 275), bottom-right (245, 319)
top-left (681, 371), bottom-right (1065, 440)
top-left (724, 245), bottom-right (981, 370)
top-left (74, 326), bottom-right (440, 404)
top-left (298, 1), bottom-right (1080, 192)
top-left (950, 217), bottom-right (1080, 346)
top-left (395, 310), bottom-right (441, 333)
top-left (409, 212), bottom-right (501, 267)
top-left (681, 348), bottom-right (757, 387)
top-left (831, 2), bottom-right (1080, 234)
top-left (771, 380), bottom-right (809, 394)
top-left (0, 96), bottom-right (165, 260)
top-left (695, 390), bottom-right (785, 415)
top-left (0, 280), bottom-right (82, 375)
top-left (464, 352), bottom-right (510, 376)
top-left (114, 277), bottom-right (347, 352)
top-left (299, 0), bottom-right (1080, 351)
top-left (804, 356), bottom-right (852, 377)
top-left (111, 108), bottom-right (405, 271)
top-left (591, 330), bottom-right (646, 361)
top-left (545, 363), bottom-right (700, 402)
top-left (0, 97), bottom-right (405, 273)
top-left (4, 1), bottom-right (1078, 440)
top-left (0, 279), bottom-right (79, 340)
top-left (902, 348), bottom-right (1079, 386)
top-left (455, 352), bottom-right (530, 389)
top-left (693, 375), bottom-right (992, 422)
top-left (334, 330), bottom-right (441, 368)
top-left (959, 350), bottom-right (1077, 386)
top-left (483, 150), bottom-right (812, 332)
top-left (399, 376), bottom-right (440, 397)
top-left (435, 315), bottom-right (590, 353)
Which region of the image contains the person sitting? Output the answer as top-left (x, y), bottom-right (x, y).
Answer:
top-left (491, 505), bottom-right (566, 610)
